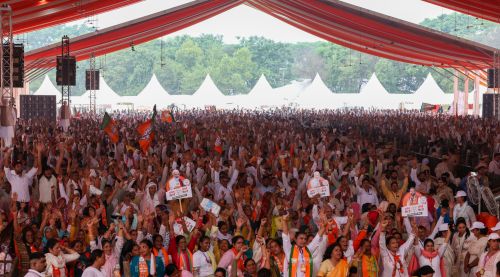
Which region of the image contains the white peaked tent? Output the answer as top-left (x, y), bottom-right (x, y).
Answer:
top-left (357, 73), bottom-right (396, 109)
top-left (191, 74), bottom-right (225, 107)
top-left (408, 73), bottom-right (450, 109)
top-left (295, 73), bottom-right (337, 109)
top-left (170, 94), bottom-right (196, 109)
top-left (135, 74), bottom-right (171, 109)
top-left (71, 91), bottom-right (89, 106)
top-left (275, 79), bottom-right (311, 106)
top-left (33, 75), bottom-right (61, 104)
top-left (97, 75), bottom-right (122, 107)
top-left (243, 74), bottom-right (280, 108)
top-left (72, 75), bottom-right (123, 108)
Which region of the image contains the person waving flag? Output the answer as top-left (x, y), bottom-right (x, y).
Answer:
top-left (137, 105), bottom-right (157, 153)
top-left (161, 109), bottom-right (175, 123)
top-left (101, 112), bottom-right (119, 143)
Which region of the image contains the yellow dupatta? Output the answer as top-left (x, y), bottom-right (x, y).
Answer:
top-left (326, 259), bottom-right (349, 277)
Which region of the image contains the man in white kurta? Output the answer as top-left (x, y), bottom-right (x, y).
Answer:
top-left (39, 168), bottom-right (56, 204)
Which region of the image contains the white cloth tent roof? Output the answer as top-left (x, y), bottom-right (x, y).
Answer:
top-left (191, 74), bottom-right (225, 107)
top-left (400, 73), bottom-right (451, 109)
top-left (242, 74), bottom-right (281, 108)
top-left (135, 74), bottom-right (171, 109)
top-left (249, 74), bottom-right (273, 98)
top-left (71, 91), bottom-right (89, 106)
top-left (97, 75), bottom-right (122, 107)
top-left (72, 75), bottom-right (123, 108)
top-left (274, 79), bottom-right (312, 107)
top-left (33, 75), bottom-right (61, 104)
top-left (295, 73), bottom-right (337, 109)
top-left (170, 94), bottom-right (196, 109)
top-left (356, 73), bottom-right (397, 109)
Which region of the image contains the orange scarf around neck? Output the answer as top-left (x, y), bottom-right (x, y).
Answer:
top-left (289, 245), bottom-right (312, 277)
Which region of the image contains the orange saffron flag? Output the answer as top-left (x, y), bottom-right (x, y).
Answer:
top-left (161, 110), bottom-right (175, 123)
top-left (101, 112), bottom-right (119, 143)
top-left (137, 105), bottom-right (157, 153)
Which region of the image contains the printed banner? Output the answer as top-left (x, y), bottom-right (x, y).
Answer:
top-left (173, 216), bottom-right (197, 234)
top-left (307, 185), bottom-right (330, 198)
top-left (402, 198), bottom-right (428, 217)
top-left (166, 186), bottom-right (192, 201)
top-left (200, 198), bottom-right (221, 216)
top-left (183, 216), bottom-right (196, 232)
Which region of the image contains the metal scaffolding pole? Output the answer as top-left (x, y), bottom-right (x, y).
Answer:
top-left (61, 35), bottom-right (71, 105)
top-left (89, 53), bottom-right (96, 113)
top-left (0, 4), bottom-right (13, 107)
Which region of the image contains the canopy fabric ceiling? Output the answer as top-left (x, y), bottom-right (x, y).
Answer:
top-left (24, 0), bottom-right (497, 75)
top-left (423, 0), bottom-right (500, 23)
top-left (25, 0), bottom-right (243, 69)
top-left (246, 0), bottom-right (495, 69)
top-left (0, 0), bottom-right (142, 34)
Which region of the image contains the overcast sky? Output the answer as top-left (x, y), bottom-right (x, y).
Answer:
top-left (73, 0), bottom-right (454, 43)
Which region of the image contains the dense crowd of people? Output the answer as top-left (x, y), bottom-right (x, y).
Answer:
top-left (0, 108), bottom-right (499, 277)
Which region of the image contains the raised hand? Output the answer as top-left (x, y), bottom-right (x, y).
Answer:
top-left (240, 245), bottom-right (249, 254)
top-left (380, 219), bottom-right (389, 230)
top-left (168, 212), bottom-right (176, 226)
top-left (236, 217), bottom-right (246, 229)
top-left (282, 212), bottom-right (290, 222)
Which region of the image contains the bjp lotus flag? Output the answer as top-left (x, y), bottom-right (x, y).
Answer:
top-left (101, 112), bottom-right (119, 143)
top-left (161, 110), bottom-right (175, 123)
top-left (214, 136), bottom-right (223, 154)
top-left (137, 105), bottom-right (157, 153)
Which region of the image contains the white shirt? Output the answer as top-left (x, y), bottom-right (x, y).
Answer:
top-left (282, 233), bottom-right (322, 277)
top-left (453, 202), bottom-right (476, 228)
top-left (477, 251), bottom-right (500, 277)
top-left (193, 250), bottom-right (215, 277)
top-left (414, 243), bottom-right (448, 277)
top-left (379, 232), bottom-right (415, 277)
top-left (81, 266), bottom-right (105, 277)
top-left (23, 269), bottom-right (44, 277)
top-left (4, 167), bottom-right (37, 202)
top-left (39, 175), bottom-right (56, 203)
top-left (356, 185), bottom-right (379, 207)
top-left (210, 169), bottom-right (238, 204)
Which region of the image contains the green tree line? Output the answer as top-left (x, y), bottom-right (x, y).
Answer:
top-left (26, 13), bottom-right (498, 96)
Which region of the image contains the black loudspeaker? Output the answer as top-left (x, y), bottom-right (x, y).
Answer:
top-left (482, 94), bottom-right (500, 118)
top-left (85, 69), bottom-right (100, 90)
top-left (2, 43), bottom-right (24, 87)
top-left (19, 95), bottom-right (57, 122)
top-left (56, 56), bottom-right (76, 86)
top-left (488, 68), bottom-right (499, 88)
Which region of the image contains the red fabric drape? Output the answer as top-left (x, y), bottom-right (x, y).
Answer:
top-left (25, 0), bottom-right (243, 67)
top-left (423, 0), bottom-right (500, 23)
top-left (0, 0), bottom-right (142, 34)
top-left (24, 0), bottom-right (495, 77)
top-left (245, 0), bottom-right (494, 69)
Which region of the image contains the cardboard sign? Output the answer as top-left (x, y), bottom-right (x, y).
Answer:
top-left (200, 198), bottom-right (221, 216)
top-left (402, 198), bottom-right (428, 217)
top-left (183, 217), bottom-right (197, 232)
top-left (307, 185), bottom-right (330, 198)
top-left (166, 186), bottom-right (192, 201)
top-left (307, 176), bottom-right (330, 198)
top-left (173, 217), bottom-right (197, 235)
